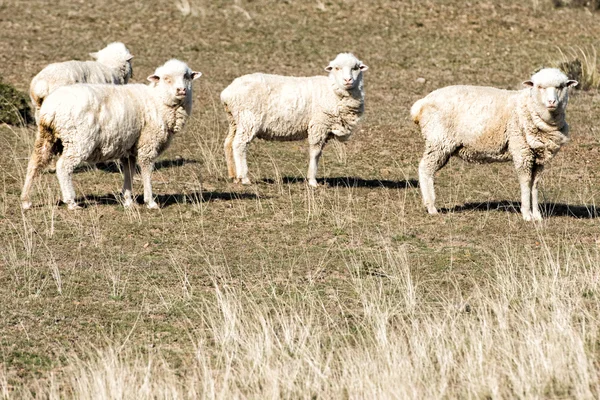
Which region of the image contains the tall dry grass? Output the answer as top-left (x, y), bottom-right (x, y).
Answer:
top-left (5, 239), bottom-right (600, 399)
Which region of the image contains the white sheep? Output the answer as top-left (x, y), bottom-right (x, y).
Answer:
top-left (411, 68), bottom-right (578, 221)
top-left (21, 59), bottom-right (201, 210)
top-left (220, 52), bottom-right (368, 187)
top-left (29, 42), bottom-right (134, 123)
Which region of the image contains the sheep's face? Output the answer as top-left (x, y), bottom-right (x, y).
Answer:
top-left (523, 68), bottom-right (577, 113)
top-left (325, 53), bottom-right (368, 91)
top-left (90, 42), bottom-right (134, 81)
top-left (147, 60), bottom-right (202, 106)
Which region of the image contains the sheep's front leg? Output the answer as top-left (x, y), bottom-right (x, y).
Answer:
top-left (307, 142), bottom-right (324, 188)
top-left (55, 152), bottom-right (83, 210)
top-left (139, 160), bottom-right (159, 209)
top-left (531, 164), bottom-right (544, 221)
top-left (121, 155), bottom-right (136, 208)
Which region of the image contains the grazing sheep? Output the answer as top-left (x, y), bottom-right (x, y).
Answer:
top-left (221, 52), bottom-right (368, 187)
top-left (21, 59), bottom-right (201, 210)
top-left (29, 42), bottom-right (134, 123)
top-left (411, 68), bottom-right (578, 221)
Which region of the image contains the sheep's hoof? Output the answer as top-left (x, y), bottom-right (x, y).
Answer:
top-left (67, 202), bottom-right (82, 210)
top-left (123, 199), bottom-right (135, 208)
top-left (21, 201), bottom-right (32, 210)
top-left (234, 177), bottom-right (252, 185)
top-left (426, 207), bottom-right (438, 215)
top-left (308, 179), bottom-right (319, 188)
top-left (522, 212), bottom-right (533, 222)
top-left (146, 202), bottom-right (160, 210)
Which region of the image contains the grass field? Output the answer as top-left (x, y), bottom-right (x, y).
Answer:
top-left (2, 0), bottom-right (600, 398)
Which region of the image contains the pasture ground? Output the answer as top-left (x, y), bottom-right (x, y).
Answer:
top-left (2, 0), bottom-right (600, 397)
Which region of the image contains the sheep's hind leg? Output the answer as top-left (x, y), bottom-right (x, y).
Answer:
top-left (121, 155), bottom-right (137, 208)
top-left (21, 136), bottom-right (55, 210)
top-left (55, 152), bottom-right (83, 210)
top-left (224, 121), bottom-right (237, 181)
top-left (232, 131), bottom-right (254, 185)
top-left (418, 144), bottom-right (452, 215)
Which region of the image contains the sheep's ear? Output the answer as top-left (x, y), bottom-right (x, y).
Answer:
top-left (89, 52), bottom-right (99, 60)
top-left (147, 75), bottom-right (160, 83)
top-left (324, 65), bottom-right (333, 72)
top-left (523, 80), bottom-right (534, 87)
top-left (126, 54), bottom-right (134, 61)
top-left (359, 64), bottom-right (369, 72)
top-left (567, 80), bottom-right (578, 88)
top-left (191, 71), bottom-right (202, 80)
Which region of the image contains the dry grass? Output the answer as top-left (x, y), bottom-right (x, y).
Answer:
top-left (2, 0), bottom-right (600, 398)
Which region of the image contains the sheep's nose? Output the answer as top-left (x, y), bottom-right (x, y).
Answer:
top-left (177, 88), bottom-right (187, 95)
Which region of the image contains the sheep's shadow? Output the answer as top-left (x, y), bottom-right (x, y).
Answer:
top-left (72, 158), bottom-right (199, 174)
top-left (262, 176), bottom-right (419, 189)
top-left (440, 200), bottom-right (599, 219)
top-left (74, 190), bottom-right (259, 209)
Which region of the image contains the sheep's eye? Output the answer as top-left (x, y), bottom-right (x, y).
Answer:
top-left (335, 67), bottom-right (340, 71)
top-left (352, 66), bottom-right (359, 71)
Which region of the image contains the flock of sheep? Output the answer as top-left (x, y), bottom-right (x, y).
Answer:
top-left (20, 42), bottom-right (578, 221)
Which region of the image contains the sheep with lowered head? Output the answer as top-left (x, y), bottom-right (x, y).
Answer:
top-left (411, 68), bottom-right (577, 221)
top-left (221, 52), bottom-right (368, 187)
top-left (29, 42), bottom-right (134, 122)
top-left (21, 59), bottom-right (201, 210)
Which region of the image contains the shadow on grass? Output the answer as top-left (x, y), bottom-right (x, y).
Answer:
top-left (262, 176), bottom-right (419, 189)
top-left (75, 190), bottom-right (259, 209)
top-left (72, 158), bottom-right (199, 174)
top-left (440, 200), bottom-right (599, 219)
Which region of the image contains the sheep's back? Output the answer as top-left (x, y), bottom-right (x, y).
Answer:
top-left (222, 73), bottom-right (331, 140)
top-left (419, 86), bottom-right (518, 148)
top-left (40, 84), bottom-right (152, 161)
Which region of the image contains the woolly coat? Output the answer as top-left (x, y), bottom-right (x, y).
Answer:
top-left (38, 83), bottom-right (190, 165)
top-left (221, 73), bottom-right (365, 145)
top-left (411, 85), bottom-right (569, 167)
top-left (30, 60), bottom-right (133, 109)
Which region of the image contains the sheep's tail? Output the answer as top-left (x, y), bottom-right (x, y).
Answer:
top-left (21, 111), bottom-right (60, 208)
top-left (410, 98), bottom-right (426, 125)
top-left (29, 79), bottom-right (49, 109)
top-left (37, 112), bottom-right (62, 155)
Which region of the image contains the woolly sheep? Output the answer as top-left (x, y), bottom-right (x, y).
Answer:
top-left (411, 68), bottom-right (578, 221)
top-left (220, 52), bottom-right (368, 187)
top-left (21, 59), bottom-right (201, 210)
top-left (29, 42), bottom-right (134, 123)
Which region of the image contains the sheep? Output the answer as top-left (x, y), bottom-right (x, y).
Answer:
top-left (21, 59), bottom-right (202, 210)
top-left (220, 52), bottom-right (368, 187)
top-left (411, 68), bottom-right (578, 221)
top-left (29, 42), bottom-right (134, 123)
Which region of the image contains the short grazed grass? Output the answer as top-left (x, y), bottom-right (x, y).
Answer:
top-left (2, 0), bottom-right (600, 398)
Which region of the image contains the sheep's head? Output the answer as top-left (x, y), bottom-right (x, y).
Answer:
top-left (325, 53), bottom-right (368, 92)
top-left (90, 42), bottom-right (134, 82)
top-left (523, 68), bottom-right (577, 114)
top-left (147, 59), bottom-right (202, 109)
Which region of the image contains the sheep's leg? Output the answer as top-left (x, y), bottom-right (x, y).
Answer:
top-left (418, 144), bottom-right (452, 215)
top-left (224, 121), bottom-right (237, 180)
top-left (307, 142), bottom-right (324, 188)
top-left (232, 134), bottom-right (252, 185)
top-left (21, 136), bottom-right (54, 210)
top-left (139, 160), bottom-right (159, 209)
top-left (55, 152), bottom-right (83, 210)
top-left (530, 164), bottom-right (544, 221)
top-left (121, 155), bottom-right (136, 208)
